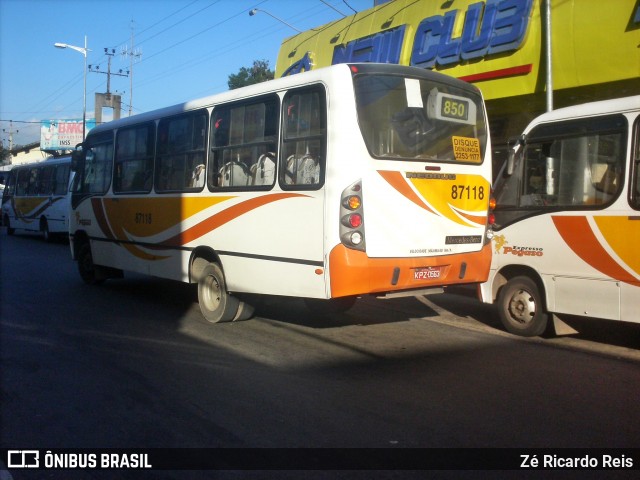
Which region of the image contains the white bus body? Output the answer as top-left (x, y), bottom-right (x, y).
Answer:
top-left (1, 156), bottom-right (72, 241)
top-left (69, 63), bottom-right (493, 322)
top-left (481, 96), bottom-right (640, 336)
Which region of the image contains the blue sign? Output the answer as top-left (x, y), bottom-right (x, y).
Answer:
top-left (282, 52), bottom-right (314, 77)
top-left (282, 0), bottom-right (533, 76)
top-left (332, 25), bottom-right (406, 65)
top-left (410, 0), bottom-right (533, 68)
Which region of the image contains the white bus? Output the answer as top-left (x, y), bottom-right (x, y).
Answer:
top-left (2, 156), bottom-right (73, 241)
top-left (69, 63), bottom-right (493, 322)
top-left (481, 96), bottom-right (640, 336)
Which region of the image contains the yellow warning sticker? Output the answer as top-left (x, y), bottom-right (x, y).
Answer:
top-left (452, 136), bottom-right (481, 163)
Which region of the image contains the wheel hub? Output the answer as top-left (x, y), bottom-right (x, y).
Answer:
top-left (508, 289), bottom-right (536, 324)
top-left (203, 274), bottom-right (222, 311)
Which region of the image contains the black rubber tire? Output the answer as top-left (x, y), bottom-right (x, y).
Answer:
top-left (497, 276), bottom-right (548, 337)
top-left (41, 218), bottom-right (51, 242)
top-left (4, 215), bottom-right (14, 235)
top-left (77, 242), bottom-right (104, 285)
top-left (197, 262), bottom-right (240, 323)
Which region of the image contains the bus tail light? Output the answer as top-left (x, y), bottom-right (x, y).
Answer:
top-left (340, 180), bottom-right (366, 251)
top-left (488, 193), bottom-right (496, 226)
top-left (485, 193), bottom-right (496, 244)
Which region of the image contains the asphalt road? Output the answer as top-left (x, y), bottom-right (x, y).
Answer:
top-left (1, 231), bottom-right (639, 478)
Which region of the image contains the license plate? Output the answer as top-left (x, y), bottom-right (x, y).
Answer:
top-left (414, 267), bottom-right (442, 280)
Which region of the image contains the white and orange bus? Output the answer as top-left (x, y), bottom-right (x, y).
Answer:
top-left (482, 96), bottom-right (640, 336)
top-left (69, 63), bottom-right (493, 322)
top-left (1, 156), bottom-right (72, 241)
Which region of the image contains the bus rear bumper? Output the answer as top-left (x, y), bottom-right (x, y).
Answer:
top-left (328, 243), bottom-right (492, 298)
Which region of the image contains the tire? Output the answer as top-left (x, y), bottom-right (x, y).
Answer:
top-left (4, 215), bottom-right (14, 235)
top-left (77, 242), bottom-right (104, 285)
top-left (497, 276), bottom-right (548, 337)
top-left (197, 262), bottom-right (241, 323)
top-left (41, 218), bottom-right (51, 242)
top-left (304, 296), bottom-right (357, 315)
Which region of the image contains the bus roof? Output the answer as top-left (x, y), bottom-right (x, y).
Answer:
top-left (524, 95), bottom-right (640, 132)
top-left (85, 63), bottom-right (482, 138)
top-left (9, 156), bottom-right (71, 169)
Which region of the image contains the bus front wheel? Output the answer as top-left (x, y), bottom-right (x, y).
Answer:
top-left (77, 243), bottom-right (104, 285)
top-left (497, 276), bottom-right (548, 337)
top-left (4, 215), bottom-right (14, 235)
top-left (197, 262), bottom-right (247, 323)
top-left (40, 218), bottom-right (51, 242)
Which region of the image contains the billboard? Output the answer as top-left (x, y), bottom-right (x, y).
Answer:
top-left (276, 0), bottom-right (640, 102)
top-left (40, 119), bottom-right (96, 150)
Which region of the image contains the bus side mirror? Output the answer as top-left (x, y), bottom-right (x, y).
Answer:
top-left (506, 135), bottom-right (525, 176)
top-left (506, 150), bottom-right (516, 176)
top-left (71, 147), bottom-right (83, 172)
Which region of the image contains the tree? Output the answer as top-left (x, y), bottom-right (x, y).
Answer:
top-left (0, 144), bottom-right (11, 165)
top-left (227, 59), bottom-right (274, 90)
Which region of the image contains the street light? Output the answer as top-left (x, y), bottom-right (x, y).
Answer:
top-left (249, 8), bottom-right (301, 33)
top-left (54, 36), bottom-right (89, 141)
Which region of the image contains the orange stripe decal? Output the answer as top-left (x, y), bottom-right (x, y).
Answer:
top-left (451, 207), bottom-right (487, 226)
top-left (377, 170), bottom-right (435, 214)
top-left (594, 216), bottom-right (640, 277)
top-left (163, 193), bottom-right (306, 247)
top-left (92, 198), bottom-right (116, 241)
top-left (552, 216), bottom-right (640, 287)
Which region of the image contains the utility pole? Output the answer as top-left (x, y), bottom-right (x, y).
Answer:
top-left (90, 49), bottom-right (128, 124)
top-left (2, 120), bottom-right (18, 151)
top-left (89, 48), bottom-right (129, 94)
top-left (121, 20), bottom-right (142, 116)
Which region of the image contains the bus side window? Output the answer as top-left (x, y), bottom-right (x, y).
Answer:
top-left (632, 119), bottom-right (640, 210)
top-left (56, 165), bottom-right (70, 195)
top-left (2, 170), bottom-right (16, 199)
top-left (280, 87), bottom-right (326, 189)
top-left (209, 96), bottom-right (279, 190)
top-left (114, 124), bottom-right (155, 194)
top-left (156, 110), bottom-right (208, 193)
top-left (37, 166), bottom-right (50, 195)
top-left (27, 168), bottom-right (40, 195)
top-left (80, 133), bottom-right (114, 195)
top-left (16, 169), bottom-right (29, 196)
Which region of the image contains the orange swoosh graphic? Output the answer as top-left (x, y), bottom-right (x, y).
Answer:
top-left (92, 198), bottom-right (116, 241)
top-left (552, 216), bottom-right (640, 287)
top-left (451, 207), bottom-right (487, 226)
top-left (377, 170), bottom-right (435, 214)
top-left (162, 193), bottom-right (306, 247)
top-left (594, 216), bottom-right (640, 276)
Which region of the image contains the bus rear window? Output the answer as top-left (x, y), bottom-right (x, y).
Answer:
top-left (353, 74), bottom-right (487, 163)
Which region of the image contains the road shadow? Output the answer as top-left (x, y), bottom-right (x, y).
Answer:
top-left (237, 293), bottom-right (439, 329)
top-left (428, 286), bottom-right (640, 351)
top-left (64, 256), bottom-right (640, 351)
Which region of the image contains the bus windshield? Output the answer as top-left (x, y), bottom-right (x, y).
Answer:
top-left (353, 74), bottom-right (487, 163)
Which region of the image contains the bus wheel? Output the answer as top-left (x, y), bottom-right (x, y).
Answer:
top-left (497, 276), bottom-right (548, 337)
top-left (198, 263), bottom-right (241, 323)
top-left (304, 296), bottom-right (357, 315)
top-left (4, 215), bottom-right (14, 235)
top-left (40, 218), bottom-right (51, 242)
top-left (77, 243), bottom-right (104, 285)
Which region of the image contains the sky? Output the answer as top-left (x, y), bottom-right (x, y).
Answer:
top-left (0, 0), bottom-right (374, 147)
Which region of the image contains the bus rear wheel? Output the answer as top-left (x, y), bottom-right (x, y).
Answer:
top-left (497, 276), bottom-right (548, 337)
top-left (197, 263), bottom-right (253, 323)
